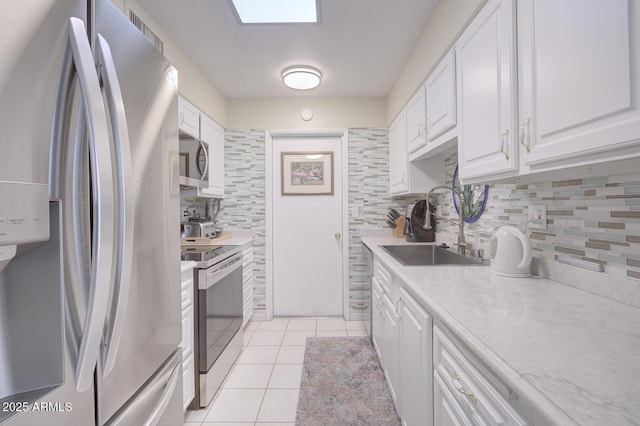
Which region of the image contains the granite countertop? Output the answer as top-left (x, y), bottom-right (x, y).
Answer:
top-left (361, 236), bottom-right (640, 426)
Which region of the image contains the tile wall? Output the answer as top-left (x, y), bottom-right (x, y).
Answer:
top-left (433, 150), bottom-right (640, 283)
top-left (218, 130), bottom-right (268, 312)
top-left (347, 128), bottom-right (419, 319)
top-left (185, 130), bottom-right (640, 320)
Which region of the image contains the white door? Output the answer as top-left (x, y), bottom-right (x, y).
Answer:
top-left (272, 136), bottom-right (343, 316)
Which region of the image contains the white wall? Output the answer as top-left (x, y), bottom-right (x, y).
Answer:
top-left (386, 0), bottom-right (484, 124)
top-left (112, 0), bottom-right (228, 126)
top-left (226, 98), bottom-right (386, 130)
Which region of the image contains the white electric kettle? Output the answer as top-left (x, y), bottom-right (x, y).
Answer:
top-left (490, 226), bottom-right (532, 277)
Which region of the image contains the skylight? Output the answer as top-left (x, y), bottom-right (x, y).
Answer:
top-left (229, 0), bottom-right (319, 24)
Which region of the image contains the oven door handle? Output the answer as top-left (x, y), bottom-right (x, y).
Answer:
top-left (200, 254), bottom-right (242, 290)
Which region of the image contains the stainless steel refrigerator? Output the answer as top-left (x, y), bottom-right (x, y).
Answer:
top-left (0, 0), bottom-right (182, 424)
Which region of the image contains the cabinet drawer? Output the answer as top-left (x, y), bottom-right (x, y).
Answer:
top-left (181, 267), bottom-right (194, 285)
top-left (373, 259), bottom-right (393, 297)
top-left (433, 326), bottom-right (529, 426)
top-left (181, 285), bottom-right (192, 310)
top-left (242, 247), bottom-right (254, 262)
top-left (181, 305), bottom-right (194, 356)
top-left (434, 370), bottom-right (475, 425)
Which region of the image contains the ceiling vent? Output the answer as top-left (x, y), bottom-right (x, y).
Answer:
top-left (129, 10), bottom-right (164, 54)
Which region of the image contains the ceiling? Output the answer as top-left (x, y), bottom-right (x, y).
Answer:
top-left (133, 0), bottom-right (439, 99)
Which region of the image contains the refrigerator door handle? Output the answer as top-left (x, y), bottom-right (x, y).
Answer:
top-left (66, 17), bottom-right (116, 393)
top-left (106, 350), bottom-right (181, 426)
top-left (96, 33), bottom-right (135, 377)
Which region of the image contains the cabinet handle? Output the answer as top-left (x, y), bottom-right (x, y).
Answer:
top-left (402, 173), bottom-right (406, 185)
top-left (419, 121), bottom-right (427, 139)
top-left (395, 297), bottom-right (403, 318)
top-left (179, 111), bottom-right (185, 126)
top-left (452, 372), bottom-right (478, 403)
top-left (519, 117), bottom-right (531, 153)
top-left (499, 128), bottom-right (510, 160)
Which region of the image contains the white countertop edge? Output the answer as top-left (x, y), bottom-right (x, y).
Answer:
top-left (362, 236), bottom-right (578, 426)
top-left (213, 231), bottom-right (254, 246)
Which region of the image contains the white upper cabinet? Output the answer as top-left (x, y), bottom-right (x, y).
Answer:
top-left (390, 109), bottom-right (445, 196)
top-left (389, 110), bottom-right (410, 195)
top-left (179, 95), bottom-right (225, 198)
top-left (406, 88), bottom-right (427, 156)
top-left (409, 48), bottom-right (458, 162)
top-left (425, 49), bottom-right (457, 144)
top-left (456, 0), bottom-right (518, 183)
top-left (199, 115), bottom-right (224, 198)
top-left (178, 96), bottom-right (199, 139)
top-left (517, 0), bottom-right (640, 170)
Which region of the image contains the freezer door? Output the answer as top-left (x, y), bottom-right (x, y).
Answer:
top-left (93, 0), bottom-right (181, 424)
top-left (104, 350), bottom-right (183, 426)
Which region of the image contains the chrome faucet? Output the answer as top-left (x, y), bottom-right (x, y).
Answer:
top-left (424, 185), bottom-right (469, 256)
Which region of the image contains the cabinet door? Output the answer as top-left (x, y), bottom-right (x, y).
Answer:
top-left (381, 293), bottom-right (400, 410)
top-left (426, 49), bottom-right (457, 142)
top-left (389, 110), bottom-right (409, 195)
top-left (398, 287), bottom-right (432, 426)
top-left (407, 88), bottom-right (427, 155)
top-left (371, 282), bottom-right (385, 362)
top-left (456, 0), bottom-right (518, 182)
top-left (178, 96), bottom-right (199, 139)
top-left (518, 0), bottom-right (640, 168)
top-left (199, 115), bottom-right (224, 198)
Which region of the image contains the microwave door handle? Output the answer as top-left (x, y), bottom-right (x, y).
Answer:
top-left (96, 34), bottom-right (135, 377)
top-left (200, 140), bottom-right (209, 182)
top-left (67, 17), bottom-right (116, 392)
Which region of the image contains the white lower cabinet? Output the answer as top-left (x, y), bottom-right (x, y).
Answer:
top-left (242, 245), bottom-right (254, 328)
top-left (398, 287), bottom-right (432, 426)
top-left (380, 292), bottom-right (400, 408)
top-left (180, 263), bottom-right (196, 411)
top-left (372, 259), bottom-right (431, 425)
top-left (433, 326), bottom-right (530, 426)
top-left (371, 253), bottom-right (531, 426)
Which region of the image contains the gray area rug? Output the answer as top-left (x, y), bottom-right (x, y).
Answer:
top-left (295, 337), bottom-right (401, 426)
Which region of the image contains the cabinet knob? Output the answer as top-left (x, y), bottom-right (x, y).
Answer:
top-left (334, 232), bottom-right (341, 240)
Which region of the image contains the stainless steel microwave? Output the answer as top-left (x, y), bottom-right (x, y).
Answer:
top-left (179, 137), bottom-right (209, 188)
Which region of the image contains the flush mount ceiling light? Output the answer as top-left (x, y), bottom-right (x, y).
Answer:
top-left (229, 0), bottom-right (319, 24)
top-left (282, 66), bottom-right (322, 90)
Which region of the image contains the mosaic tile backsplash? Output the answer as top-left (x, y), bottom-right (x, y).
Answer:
top-left (184, 129), bottom-right (640, 319)
top-left (432, 150), bottom-right (640, 282)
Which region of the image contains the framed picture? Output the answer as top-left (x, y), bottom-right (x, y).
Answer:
top-left (281, 152), bottom-right (334, 195)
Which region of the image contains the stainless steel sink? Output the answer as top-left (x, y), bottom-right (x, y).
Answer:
top-left (380, 245), bottom-right (488, 266)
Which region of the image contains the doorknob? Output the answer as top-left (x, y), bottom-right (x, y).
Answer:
top-left (334, 232), bottom-right (341, 240)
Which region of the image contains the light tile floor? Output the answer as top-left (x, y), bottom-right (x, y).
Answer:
top-left (184, 317), bottom-right (368, 426)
